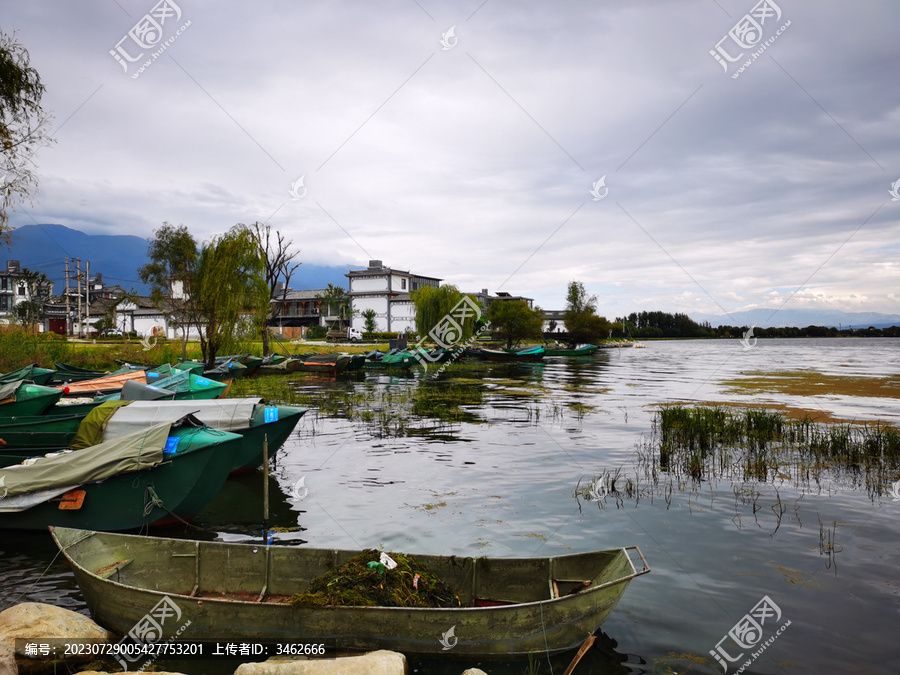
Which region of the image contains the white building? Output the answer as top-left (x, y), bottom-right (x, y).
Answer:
top-left (346, 260), bottom-right (441, 333)
top-left (0, 260), bottom-right (30, 321)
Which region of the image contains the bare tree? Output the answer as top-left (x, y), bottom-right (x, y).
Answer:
top-left (248, 222), bottom-right (301, 356)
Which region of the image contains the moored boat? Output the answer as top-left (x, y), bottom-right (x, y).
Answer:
top-left (362, 350), bottom-right (417, 369)
top-left (293, 353), bottom-right (365, 373)
top-left (51, 363), bottom-right (110, 384)
top-left (58, 370), bottom-right (147, 397)
top-left (99, 398), bottom-right (307, 474)
top-left (0, 364), bottom-right (57, 386)
top-left (0, 421), bottom-right (242, 530)
top-left (256, 355), bottom-right (300, 376)
top-left (543, 345), bottom-right (598, 357)
top-left (478, 346), bottom-right (545, 361)
top-left (50, 527), bottom-right (650, 656)
top-left (0, 380), bottom-right (64, 417)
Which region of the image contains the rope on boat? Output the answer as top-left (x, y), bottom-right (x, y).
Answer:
top-left (143, 485), bottom-right (207, 531)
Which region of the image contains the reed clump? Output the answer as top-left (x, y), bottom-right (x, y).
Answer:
top-left (654, 405), bottom-right (900, 495)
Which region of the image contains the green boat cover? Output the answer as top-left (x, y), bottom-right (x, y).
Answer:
top-left (70, 401), bottom-right (134, 450)
top-left (101, 398), bottom-right (262, 439)
top-left (0, 422), bottom-right (170, 503)
top-left (0, 365), bottom-right (56, 385)
top-left (96, 370), bottom-right (226, 401)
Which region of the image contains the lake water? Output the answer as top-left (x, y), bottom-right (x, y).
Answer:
top-left (2, 338), bottom-right (898, 674)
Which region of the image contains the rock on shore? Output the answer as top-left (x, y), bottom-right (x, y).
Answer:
top-left (0, 603), bottom-right (112, 675)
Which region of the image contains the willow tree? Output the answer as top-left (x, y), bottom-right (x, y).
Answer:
top-left (196, 225), bottom-right (269, 367)
top-left (1, 31), bottom-right (55, 241)
top-left (412, 285), bottom-right (480, 345)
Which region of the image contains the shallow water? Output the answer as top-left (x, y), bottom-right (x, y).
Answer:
top-left (2, 338), bottom-right (898, 674)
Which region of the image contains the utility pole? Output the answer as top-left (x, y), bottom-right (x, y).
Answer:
top-left (75, 258), bottom-right (82, 338)
top-left (64, 258), bottom-right (71, 336)
top-left (85, 260), bottom-right (90, 337)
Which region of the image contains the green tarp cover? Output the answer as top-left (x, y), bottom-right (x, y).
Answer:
top-left (0, 422), bottom-right (170, 499)
top-left (70, 400), bottom-right (134, 450)
top-left (0, 365), bottom-right (46, 384)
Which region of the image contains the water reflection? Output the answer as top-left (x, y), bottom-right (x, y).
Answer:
top-left (1, 339), bottom-right (897, 674)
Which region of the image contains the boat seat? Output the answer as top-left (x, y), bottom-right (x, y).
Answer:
top-left (549, 579), bottom-right (592, 599)
top-left (93, 559), bottom-right (133, 580)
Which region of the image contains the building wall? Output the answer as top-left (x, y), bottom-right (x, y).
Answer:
top-left (350, 276), bottom-right (387, 292)
top-left (350, 295), bottom-right (390, 332)
top-left (390, 274), bottom-right (410, 292)
top-left (391, 300), bottom-right (416, 332)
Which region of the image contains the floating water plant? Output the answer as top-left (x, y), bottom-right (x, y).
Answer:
top-left (288, 549), bottom-right (460, 608)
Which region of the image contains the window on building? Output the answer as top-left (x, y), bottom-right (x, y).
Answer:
top-left (0, 296), bottom-right (7, 311)
top-left (0, 278), bottom-right (6, 290)
top-left (17, 284), bottom-right (25, 296)
top-left (401, 279), bottom-right (407, 290)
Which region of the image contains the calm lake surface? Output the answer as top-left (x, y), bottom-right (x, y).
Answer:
top-left (2, 338), bottom-right (898, 674)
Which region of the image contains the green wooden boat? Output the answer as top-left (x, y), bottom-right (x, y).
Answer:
top-left (0, 413), bottom-right (87, 466)
top-left (99, 399), bottom-right (308, 474)
top-left (0, 364), bottom-right (57, 386)
top-left (50, 527), bottom-right (649, 656)
top-left (293, 353), bottom-right (360, 373)
top-left (174, 361), bottom-right (205, 375)
top-left (256, 355), bottom-right (300, 376)
top-left (42, 371), bottom-right (227, 418)
top-left (0, 380), bottom-right (64, 417)
top-left (52, 363), bottom-right (111, 384)
top-left (478, 347), bottom-right (545, 362)
top-left (0, 422), bottom-right (242, 530)
top-left (2, 398), bottom-right (304, 475)
top-left (362, 351), bottom-right (417, 369)
top-left (129, 371), bottom-right (228, 401)
top-left (543, 345), bottom-right (598, 357)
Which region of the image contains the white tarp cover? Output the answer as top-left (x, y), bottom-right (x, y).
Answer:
top-left (102, 398), bottom-right (263, 440)
top-left (0, 380), bottom-right (24, 403)
top-left (0, 422), bottom-right (170, 505)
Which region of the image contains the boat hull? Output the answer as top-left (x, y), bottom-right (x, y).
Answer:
top-left (543, 346), bottom-right (599, 356)
top-left (478, 348), bottom-right (545, 362)
top-left (51, 528), bottom-right (649, 657)
top-left (230, 405), bottom-right (307, 473)
top-left (0, 427), bottom-right (241, 531)
top-left (0, 384), bottom-right (64, 417)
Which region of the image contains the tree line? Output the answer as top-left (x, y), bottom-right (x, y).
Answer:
top-left (617, 311), bottom-right (899, 339)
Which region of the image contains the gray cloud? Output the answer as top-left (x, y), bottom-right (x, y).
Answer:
top-left (5, 0), bottom-right (898, 318)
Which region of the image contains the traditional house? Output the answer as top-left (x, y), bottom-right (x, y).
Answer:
top-left (267, 288), bottom-right (329, 338)
top-left (346, 260), bottom-right (440, 332)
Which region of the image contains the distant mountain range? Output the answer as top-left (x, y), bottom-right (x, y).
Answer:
top-left (3, 224), bottom-right (350, 295)
top-left (692, 308), bottom-right (900, 329)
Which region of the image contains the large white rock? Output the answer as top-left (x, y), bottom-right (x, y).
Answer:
top-left (234, 650), bottom-right (407, 675)
top-left (461, 670), bottom-right (489, 675)
top-left (0, 603), bottom-right (113, 675)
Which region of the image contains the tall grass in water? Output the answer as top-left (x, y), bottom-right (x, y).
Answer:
top-left (654, 405), bottom-right (900, 496)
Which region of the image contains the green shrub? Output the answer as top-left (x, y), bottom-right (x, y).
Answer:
top-left (305, 325), bottom-right (327, 340)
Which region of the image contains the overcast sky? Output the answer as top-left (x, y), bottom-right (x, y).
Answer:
top-left (4, 0), bottom-right (898, 320)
